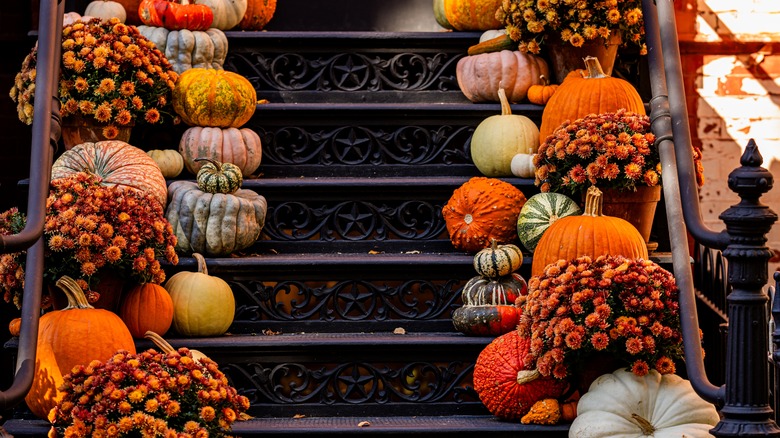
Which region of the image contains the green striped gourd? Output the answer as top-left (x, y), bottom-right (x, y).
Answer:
top-left (473, 239), bottom-right (523, 279)
top-left (195, 158), bottom-right (243, 194)
top-left (516, 192), bottom-right (581, 251)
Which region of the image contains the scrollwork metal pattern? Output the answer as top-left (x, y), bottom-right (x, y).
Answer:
top-left (251, 124), bottom-right (473, 166)
top-left (226, 51), bottom-right (463, 92)
top-left (221, 360), bottom-right (477, 406)
top-left (264, 200), bottom-right (447, 241)
top-left (232, 278), bottom-right (462, 322)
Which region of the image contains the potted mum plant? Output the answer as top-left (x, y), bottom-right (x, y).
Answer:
top-left (494, 0), bottom-right (648, 82)
top-left (8, 17), bottom-right (179, 148)
top-left (0, 172), bottom-right (178, 311)
top-left (517, 254), bottom-right (685, 392)
top-left (533, 109), bottom-right (661, 244)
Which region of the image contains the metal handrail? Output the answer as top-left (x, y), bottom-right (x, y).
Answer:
top-left (0, 0), bottom-right (62, 410)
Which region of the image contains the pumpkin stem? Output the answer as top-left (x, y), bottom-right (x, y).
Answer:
top-left (497, 87), bottom-right (512, 116)
top-left (583, 186), bottom-right (603, 217)
top-left (516, 369), bottom-right (541, 384)
top-left (583, 56), bottom-right (609, 79)
top-left (630, 413), bottom-right (656, 435)
top-left (56, 276), bottom-right (95, 310)
top-left (193, 252), bottom-right (209, 276)
top-left (144, 331), bottom-right (177, 354)
top-left (539, 74), bottom-right (549, 86)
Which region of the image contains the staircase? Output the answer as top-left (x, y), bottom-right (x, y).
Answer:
top-left (2, 0), bottom-right (664, 436)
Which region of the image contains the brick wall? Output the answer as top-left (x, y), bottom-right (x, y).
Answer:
top-left (677, 0), bottom-right (780, 277)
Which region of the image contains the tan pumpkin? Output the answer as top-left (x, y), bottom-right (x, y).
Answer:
top-left (84, 0), bottom-right (127, 22)
top-left (50, 140), bottom-right (168, 207)
top-left (526, 75), bottom-right (558, 105)
top-left (539, 56), bottom-right (646, 141)
top-left (119, 283), bottom-right (174, 338)
top-left (470, 87), bottom-right (539, 177)
top-left (137, 26), bottom-right (228, 74)
top-left (165, 180), bottom-right (267, 256)
top-left (25, 276), bottom-right (136, 419)
top-left (531, 186), bottom-right (648, 276)
top-left (179, 126), bottom-right (262, 176)
top-left (172, 68), bottom-right (258, 128)
top-left (238, 0), bottom-right (276, 30)
top-left (164, 253), bottom-right (235, 336)
top-left (456, 50), bottom-right (549, 103)
top-left (195, 0), bottom-right (247, 30)
top-left (147, 149), bottom-right (185, 178)
top-left (442, 177), bottom-right (526, 253)
top-left (443, 0), bottom-right (503, 31)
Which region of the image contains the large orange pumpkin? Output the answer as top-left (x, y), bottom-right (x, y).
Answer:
top-left (50, 140), bottom-right (168, 207)
top-left (179, 126), bottom-right (263, 176)
top-left (119, 283), bottom-right (174, 338)
top-left (456, 50), bottom-right (549, 103)
top-left (25, 276), bottom-right (136, 419)
top-left (172, 68), bottom-right (258, 128)
top-left (443, 0), bottom-right (502, 31)
top-left (238, 0), bottom-right (276, 30)
top-left (531, 186), bottom-right (648, 276)
top-left (538, 56), bottom-right (646, 141)
top-left (442, 177), bottom-right (526, 253)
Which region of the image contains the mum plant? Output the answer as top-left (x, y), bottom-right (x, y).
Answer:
top-left (0, 172), bottom-right (178, 309)
top-left (9, 17), bottom-right (178, 137)
top-left (495, 0), bottom-right (648, 55)
top-left (517, 254), bottom-right (685, 380)
top-left (533, 109), bottom-right (660, 197)
top-left (49, 347), bottom-right (250, 437)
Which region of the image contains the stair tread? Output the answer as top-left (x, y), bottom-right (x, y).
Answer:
top-left (1, 415), bottom-right (570, 436)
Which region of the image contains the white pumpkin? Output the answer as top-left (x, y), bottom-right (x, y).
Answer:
top-left (569, 369), bottom-right (720, 438)
top-left (510, 153), bottom-right (536, 178)
top-left (479, 28), bottom-right (507, 43)
top-left (84, 0), bottom-right (127, 22)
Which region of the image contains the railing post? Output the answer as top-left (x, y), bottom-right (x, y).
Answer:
top-left (772, 271), bottom-right (780, 422)
top-left (711, 139), bottom-right (780, 436)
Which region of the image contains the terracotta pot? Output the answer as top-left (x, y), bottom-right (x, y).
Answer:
top-left (597, 185), bottom-right (662, 246)
top-left (544, 33), bottom-right (622, 84)
top-left (48, 271), bottom-right (126, 314)
top-left (61, 115), bottom-right (133, 149)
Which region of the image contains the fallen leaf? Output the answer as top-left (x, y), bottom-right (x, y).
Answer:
top-left (393, 327), bottom-right (406, 335)
top-left (293, 414), bottom-right (306, 419)
top-left (357, 421), bottom-right (371, 427)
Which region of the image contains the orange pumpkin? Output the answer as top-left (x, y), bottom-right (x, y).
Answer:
top-left (238, 0), bottom-right (276, 30)
top-left (25, 276), bottom-right (136, 419)
top-left (526, 74), bottom-right (558, 105)
top-left (138, 0), bottom-right (214, 30)
top-left (443, 0), bottom-right (503, 31)
top-left (8, 317), bottom-right (21, 337)
top-left (456, 50), bottom-right (549, 103)
top-left (538, 56), bottom-right (645, 141)
top-left (172, 68), bottom-right (258, 128)
top-left (50, 140), bottom-right (168, 207)
top-left (179, 126), bottom-right (263, 176)
top-left (531, 186), bottom-right (648, 276)
top-left (442, 177), bottom-right (526, 253)
top-left (120, 283), bottom-right (174, 338)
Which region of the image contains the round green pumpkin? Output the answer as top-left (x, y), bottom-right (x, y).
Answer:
top-left (196, 158), bottom-right (243, 194)
top-left (516, 192), bottom-right (582, 251)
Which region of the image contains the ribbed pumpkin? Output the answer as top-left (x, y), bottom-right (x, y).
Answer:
top-left (516, 192), bottom-right (582, 251)
top-left (470, 87), bottom-right (539, 177)
top-left (50, 140), bottom-right (168, 207)
top-left (238, 0), bottom-right (276, 30)
top-left (138, 0), bottom-right (214, 31)
top-left (196, 158), bottom-right (243, 194)
top-left (473, 239), bottom-right (523, 279)
top-left (539, 56), bottom-right (646, 141)
top-left (443, 0), bottom-right (502, 31)
top-left (84, 0), bottom-right (127, 22)
top-left (147, 149), bottom-right (184, 178)
top-left (531, 186), bottom-right (648, 276)
top-left (453, 273), bottom-right (527, 336)
top-left (442, 177), bottom-right (527, 253)
top-left (172, 68), bottom-right (257, 128)
top-left (166, 180), bottom-right (267, 256)
top-left (164, 253), bottom-right (235, 336)
top-left (526, 74), bottom-right (558, 105)
top-left (136, 26), bottom-right (228, 74)
top-left (119, 283), bottom-right (174, 338)
top-left (461, 272), bottom-right (527, 305)
top-left (473, 330), bottom-right (569, 419)
top-left (25, 276), bottom-right (136, 419)
top-left (194, 0), bottom-right (247, 30)
top-left (179, 126), bottom-right (263, 176)
top-left (456, 50), bottom-right (549, 103)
